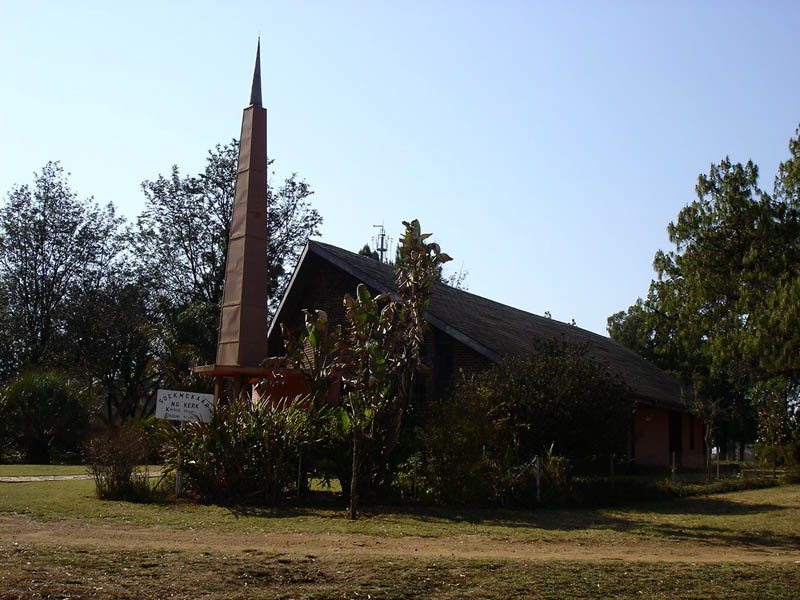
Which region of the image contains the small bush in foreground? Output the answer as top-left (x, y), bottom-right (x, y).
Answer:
top-left (85, 420), bottom-right (158, 501)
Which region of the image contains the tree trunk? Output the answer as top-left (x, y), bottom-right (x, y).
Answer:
top-left (705, 424), bottom-right (712, 483)
top-left (349, 436), bottom-right (359, 520)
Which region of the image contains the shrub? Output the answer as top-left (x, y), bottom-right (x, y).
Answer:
top-left (409, 341), bottom-right (634, 506)
top-left (782, 465), bottom-right (800, 484)
top-left (755, 438), bottom-right (800, 469)
top-left (569, 475), bottom-right (779, 507)
top-left (163, 397), bottom-right (319, 505)
top-left (0, 370), bottom-right (89, 463)
top-left (85, 420), bottom-right (158, 501)
top-left (404, 372), bottom-right (507, 506)
top-left (539, 454), bottom-right (572, 505)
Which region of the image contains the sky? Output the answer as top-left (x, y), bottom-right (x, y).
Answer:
top-left (1, 1), bottom-right (798, 336)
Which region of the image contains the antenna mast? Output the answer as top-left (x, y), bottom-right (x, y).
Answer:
top-left (372, 224), bottom-right (390, 263)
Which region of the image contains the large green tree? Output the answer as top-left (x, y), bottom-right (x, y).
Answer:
top-left (608, 125), bottom-right (800, 455)
top-left (138, 140), bottom-right (321, 311)
top-left (65, 271), bottom-right (155, 423)
top-left (0, 162), bottom-right (126, 375)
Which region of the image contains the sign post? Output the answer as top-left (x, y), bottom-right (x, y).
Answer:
top-left (155, 390), bottom-right (214, 498)
top-left (155, 389), bottom-right (214, 423)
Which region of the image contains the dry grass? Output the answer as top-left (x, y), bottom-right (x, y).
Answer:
top-left (1, 544), bottom-right (798, 599)
top-left (1, 479), bottom-right (798, 548)
top-left (1, 478), bottom-right (799, 598)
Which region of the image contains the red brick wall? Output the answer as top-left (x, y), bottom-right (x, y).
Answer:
top-left (633, 406), bottom-right (670, 466)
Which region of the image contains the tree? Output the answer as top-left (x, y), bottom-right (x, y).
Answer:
top-left (137, 140), bottom-right (322, 313)
top-left (746, 126), bottom-right (800, 385)
top-left (357, 243), bottom-right (380, 261)
top-left (0, 370), bottom-right (89, 463)
top-left (289, 220), bottom-right (451, 518)
top-left (441, 264), bottom-right (469, 290)
top-left (480, 341), bottom-right (633, 462)
top-left (0, 162), bottom-right (125, 373)
top-left (340, 220), bottom-right (451, 518)
top-left (608, 125), bottom-right (800, 457)
top-left (137, 142), bottom-right (322, 382)
top-left (0, 284), bottom-right (18, 384)
top-left (65, 271), bottom-right (155, 423)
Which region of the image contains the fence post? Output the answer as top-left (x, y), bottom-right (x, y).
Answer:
top-left (175, 421), bottom-right (184, 498)
top-left (535, 455), bottom-right (541, 504)
top-left (671, 451), bottom-right (676, 483)
top-left (297, 455), bottom-right (303, 498)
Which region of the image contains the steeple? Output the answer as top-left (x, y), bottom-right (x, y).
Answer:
top-left (249, 38), bottom-right (262, 107)
top-left (216, 39), bottom-right (268, 367)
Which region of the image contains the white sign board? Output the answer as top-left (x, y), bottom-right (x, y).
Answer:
top-left (155, 389), bottom-right (214, 423)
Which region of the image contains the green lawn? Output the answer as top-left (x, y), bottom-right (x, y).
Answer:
top-left (0, 464), bottom-right (92, 477)
top-left (0, 464), bottom-right (162, 477)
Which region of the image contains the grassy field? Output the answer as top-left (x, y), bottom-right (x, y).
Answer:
top-left (0, 464), bottom-right (164, 477)
top-left (1, 476), bottom-right (798, 598)
top-left (0, 464), bottom-right (93, 477)
top-left (2, 478), bottom-right (799, 546)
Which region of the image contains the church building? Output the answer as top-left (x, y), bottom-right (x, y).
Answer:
top-left (269, 240), bottom-right (706, 469)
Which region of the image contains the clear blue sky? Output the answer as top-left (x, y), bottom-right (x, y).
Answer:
top-left (1, 1), bottom-right (798, 336)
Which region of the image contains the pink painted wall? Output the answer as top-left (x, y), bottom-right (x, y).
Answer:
top-left (681, 412), bottom-right (705, 469)
top-left (633, 406), bottom-right (670, 466)
top-left (632, 406), bottom-right (705, 468)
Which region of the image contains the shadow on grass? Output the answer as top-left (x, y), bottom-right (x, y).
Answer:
top-left (199, 487), bottom-right (800, 551)
top-left (343, 495), bottom-right (799, 550)
top-left (224, 490), bottom-right (348, 520)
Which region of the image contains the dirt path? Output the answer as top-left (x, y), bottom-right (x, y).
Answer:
top-left (0, 472), bottom-right (162, 482)
top-left (1, 514), bottom-right (797, 564)
top-left (0, 475), bottom-right (94, 482)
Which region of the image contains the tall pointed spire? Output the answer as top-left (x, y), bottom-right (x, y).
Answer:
top-left (249, 38), bottom-right (262, 107)
top-left (216, 39), bottom-right (268, 367)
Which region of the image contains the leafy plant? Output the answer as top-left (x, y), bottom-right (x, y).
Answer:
top-left (284, 219), bottom-right (450, 518)
top-left (162, 397), bottom-right (319, 505)
top-left (339, 220), bottom-right (450, 518)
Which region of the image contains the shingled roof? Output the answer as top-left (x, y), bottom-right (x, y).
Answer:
top-left (271, 240), bottom-right (689, 411)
